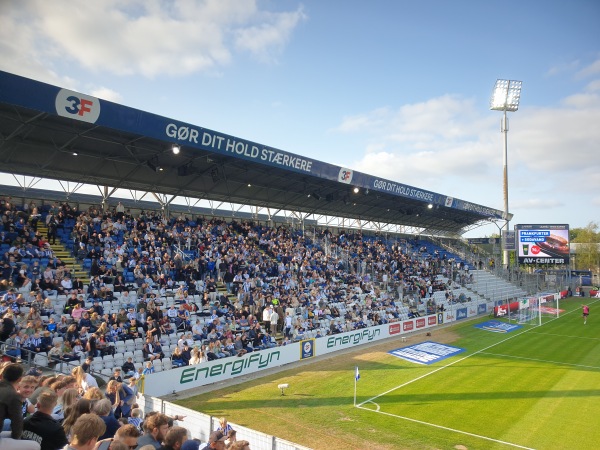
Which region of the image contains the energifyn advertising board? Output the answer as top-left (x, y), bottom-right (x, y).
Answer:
top-left (516, 224), bottom-right (570, 265)
top-left (144, 316), bottom-right (440, 397)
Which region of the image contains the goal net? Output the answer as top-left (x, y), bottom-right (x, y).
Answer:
top-left (517, 297), bottom-right (539, 325)
top-left (517, 293), bottom-right (560, 326)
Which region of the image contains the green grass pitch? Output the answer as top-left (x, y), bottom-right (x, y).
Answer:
top-left (175, 297), bottom-right (600, 449)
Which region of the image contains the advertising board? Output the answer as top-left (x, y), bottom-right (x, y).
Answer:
top-left (516, 224), bottom-right (570, 264)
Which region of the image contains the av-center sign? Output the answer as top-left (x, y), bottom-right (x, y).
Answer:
top-left (516, 224), bottom-right (570, 265)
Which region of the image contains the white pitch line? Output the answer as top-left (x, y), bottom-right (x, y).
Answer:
top-left (355, 298), bottom-right (599, 447)
top-left (357, 325), bottom-right (537, 408)
top-left (363, 401), bottom-right (380, 412)
top-left (528, 331), bottom-right (600, 341)
top-left (356, 405), bottom-right (536, 449)
top-left (479, 351), bottom-right (600, 370)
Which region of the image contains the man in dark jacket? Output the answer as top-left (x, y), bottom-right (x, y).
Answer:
top-left (23, 390), bottom-right (68, 450)
top-left (0, 363), bottom-right (40, 450)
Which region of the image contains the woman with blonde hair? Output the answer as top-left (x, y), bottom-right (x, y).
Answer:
top-left (72, 365), bottom-right (98, 393)
top-left (105, 380), bottom-right (134, 418)
top-left (91, 313), bottom-right (104, 332)
top-left (189, 347), bottom-right (201, 365)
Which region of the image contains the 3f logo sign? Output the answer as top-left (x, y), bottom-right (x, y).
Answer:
top-left (337, 167), bottom-right (353, 184)
top-left (55, 89), bottom-right (101, 124)
top-left (64, 95), bottom-right (94, 116)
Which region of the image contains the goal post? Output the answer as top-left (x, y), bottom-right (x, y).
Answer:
top-left (517, 293), bottom-right (561, 326)
top-left (517, 296), bottom-right (539, 326)
top-left (538, 292), bottom-right (560, 324)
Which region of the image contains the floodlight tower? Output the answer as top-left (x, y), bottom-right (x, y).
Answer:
top-left (490, 79), bottom-right (522, 269)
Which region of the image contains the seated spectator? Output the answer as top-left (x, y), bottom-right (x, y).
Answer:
top-left (142, 362), bottom-right (155, 375)
top-left (122, 357), bottom-right (136, 378)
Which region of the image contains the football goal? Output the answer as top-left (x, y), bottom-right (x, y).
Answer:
top-left (516, 293), bottom-right (560, 326)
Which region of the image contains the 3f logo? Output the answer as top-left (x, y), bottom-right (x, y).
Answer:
top-left (338, 167), bottom-right (353, 184)
top-left (55, 89), bottom-right (101, 124)
top-left (64, 95), bottom-right (94, 116)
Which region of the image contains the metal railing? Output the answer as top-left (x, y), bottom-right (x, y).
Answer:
top-left (138, 395), bottom-right (312, 450)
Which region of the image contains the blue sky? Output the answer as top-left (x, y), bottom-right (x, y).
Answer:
top-left (1, 0), bottom-right (599, 237)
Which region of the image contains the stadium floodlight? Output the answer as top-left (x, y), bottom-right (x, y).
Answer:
top-left (490, 79), bottom-right (522, 269)
top-left (490, 79), bottom-right (522, 112)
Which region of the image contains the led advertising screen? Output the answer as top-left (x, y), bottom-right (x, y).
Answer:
top-left (516, 224), bottom-right (570, 265)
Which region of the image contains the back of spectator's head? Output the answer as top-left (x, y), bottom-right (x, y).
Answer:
top-left (228, 441), bottom-right (250, 450)
top-left (70, 413), bottom-right (106, 447)
top-left (37, 389), bottom-right (58, 412)
top-left (163, 426), bottom-right (187, 449)
top-left (131, 408), bottom-right (143, 419)
top-left (92, 398), bottom-right (112, 416)
top-left (1, 363), bottom-right (24, 383)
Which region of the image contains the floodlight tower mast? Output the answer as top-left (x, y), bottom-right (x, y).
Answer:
top-left (490, 79), bottom-right (522, 269)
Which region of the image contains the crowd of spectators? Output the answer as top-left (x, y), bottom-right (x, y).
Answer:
top-left (1, 196), bottom-right (471, 374)
top-left (0, 361), bottom-right (248, 450)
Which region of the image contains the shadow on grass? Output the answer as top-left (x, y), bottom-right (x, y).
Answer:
top-left (177, 388), bottom-right (600, 411)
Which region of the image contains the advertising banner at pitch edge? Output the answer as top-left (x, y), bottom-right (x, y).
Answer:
top-left (516, 224), bottom-right (570, 265)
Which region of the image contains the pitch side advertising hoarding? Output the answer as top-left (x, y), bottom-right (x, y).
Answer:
top-left (516, 224), bottom-right (570, 264)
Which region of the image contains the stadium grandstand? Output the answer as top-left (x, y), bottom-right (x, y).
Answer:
top-left (1, 71), bottom-right (546, 448)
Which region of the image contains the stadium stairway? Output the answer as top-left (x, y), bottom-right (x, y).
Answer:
top-left (37, 223), bottom-right (90, 284)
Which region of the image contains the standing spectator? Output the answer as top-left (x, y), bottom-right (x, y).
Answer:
top-left (22, 390), bottom-right (68, 450)
top-left (46, 217), bottom-right (57, 245)
top-left (262, 306), bottom-right (272, 333)
top-left (105, 380), bottom-right (134, 419)
top-left (269, 308), bottom-right (279, 336)
top-left (71, 366), bottom-right (98, 394)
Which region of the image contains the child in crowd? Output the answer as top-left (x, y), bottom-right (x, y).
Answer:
top-left (128, 408), bottom-right (144, 431)
top-left (142, 361), bottom-right (155, 375)
top-left (2, 375), bottom-right (38, 431)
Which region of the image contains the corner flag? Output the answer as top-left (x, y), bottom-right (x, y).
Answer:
top-left (353, 366), bottom-right (360, 406)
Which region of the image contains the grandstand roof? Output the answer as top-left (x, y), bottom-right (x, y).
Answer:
top-left (0, 71), bottom-right (510, 235)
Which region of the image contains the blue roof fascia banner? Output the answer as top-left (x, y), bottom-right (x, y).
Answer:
top-left (0, 70), bottom-right (508, 220)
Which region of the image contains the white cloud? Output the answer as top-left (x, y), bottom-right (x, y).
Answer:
top-left (234, 7), bottom-right (307, 63)
top-left (90, 87), bottom-right (123, 103)
top-left (576, 57), bottom-right (600, 79)
top-left (0, 0), bottom-right (305, 79)
top-left (511, 198), bottom-right (563, 210)
top-left (546, 59), bottom-right (580, 77)
top-left (334, 85), bottom-right (600, 220)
